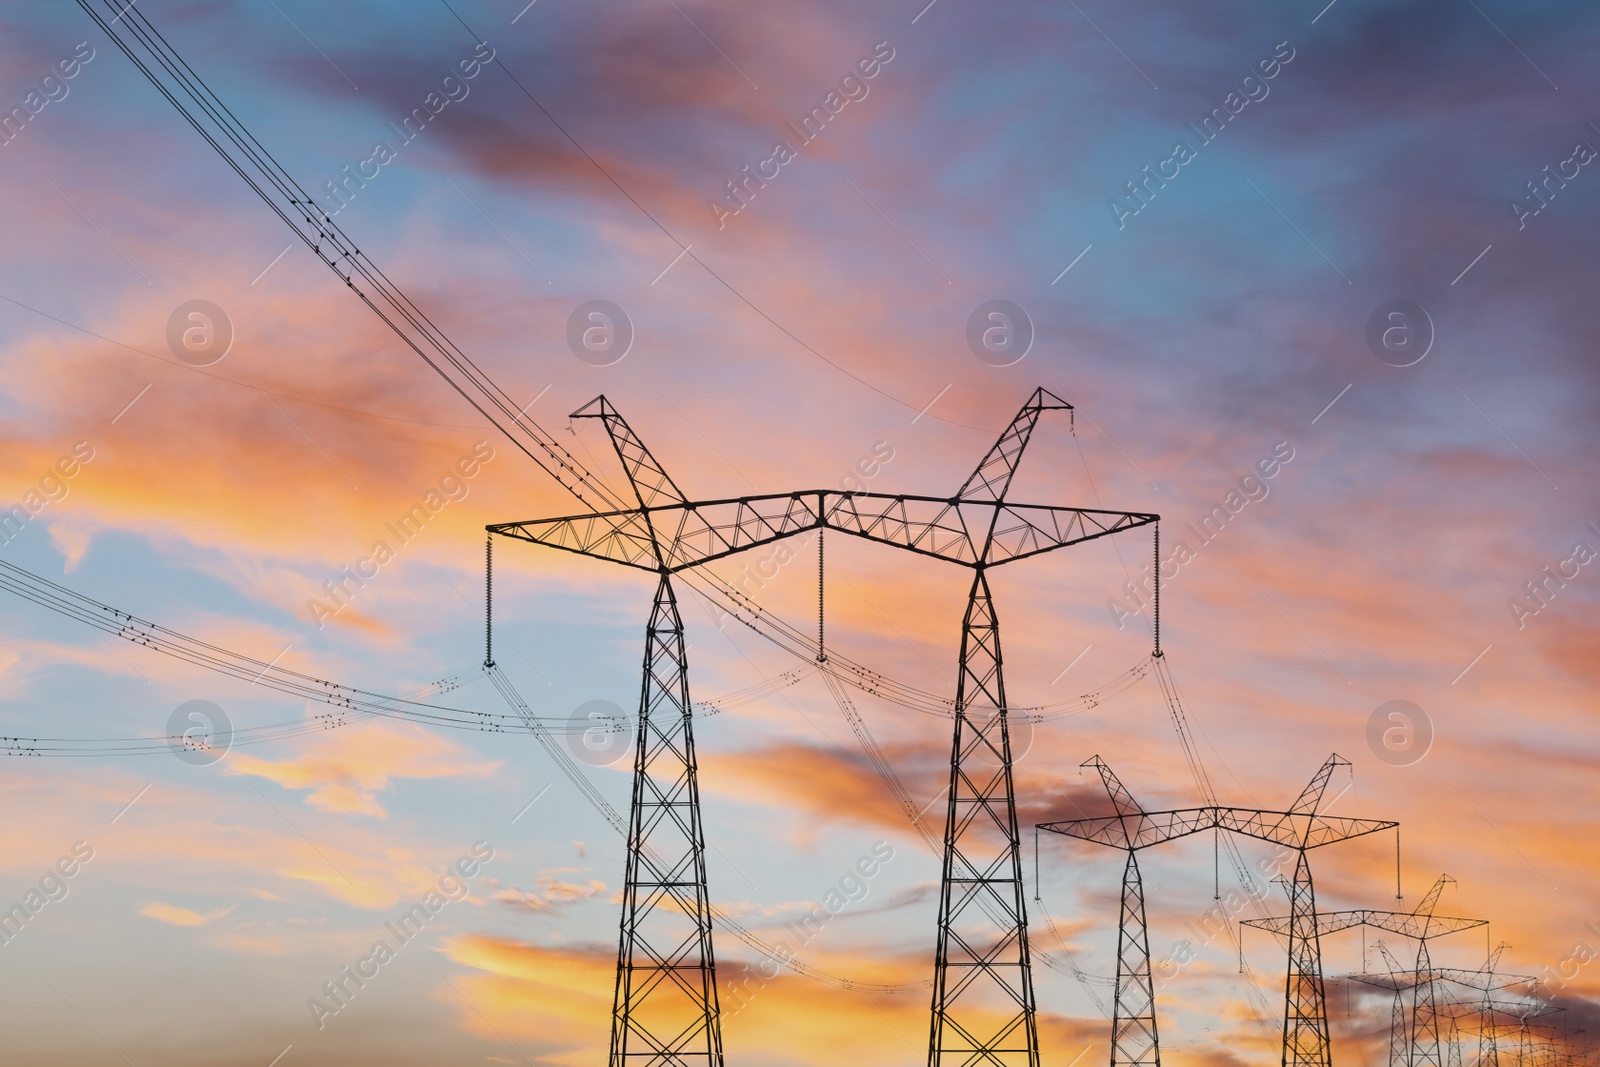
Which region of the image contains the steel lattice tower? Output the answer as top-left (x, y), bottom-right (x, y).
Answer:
top-left (1040, 754), bottom-right (1397, 1067)
top-left (1111, 853), bottom-right (1159, 1067)
top-left (1079, 756), bottom-right (1163, 1067)
top-left (46, 10), bottom-right (1483, 1063)
top-left (612, 572), bottom-right (719, 1067)
top-left (567, 399), bottom-right (725, 1067)
top-left (918, 389), bottom-right (1155, 1067)
top-left (1281, 847), bottom-right (1331, 1067)
top-left (933, 565), bottom-right (1039, 1066)
top-left (493, 389), bottom-right (1158, 1067)
top-left (1247, 875), bottom-right (1486, 1067)
top-left (1352, 940), bottom-right (1543, 1067)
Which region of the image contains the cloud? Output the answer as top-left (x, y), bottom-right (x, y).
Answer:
top-left (443, 936), bottom-right (615, 1055)
top-left (442, 932), bottom-right (1104, 1065)
top-left (493, 874), bottom-right (608, 913)
top-left (223, 719), bottom-right (501, 817)
top-left (140, 901), bottom-right (235, 927)
top-left (702, 739), bottom-right (941, 845)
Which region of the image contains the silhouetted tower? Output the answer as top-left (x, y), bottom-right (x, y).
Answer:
top-left (1041, 754), bottom-right (1397, 1067)
top-left (1068, 756), bottom-right (1165, 1067)
top-left (493, 398), bottom-right (735, 1067)
top-left (1356, 940), bottom-right (1546, 1067)
top-left (924, 388), bottom-right (1150, 1067)
top-left (492, 390), bottom-right (1158, 1067)
top-left (1246, 875), bottom-right (1486, 1067)
top-left (1464, 1001), bottom-right (1564, 1067)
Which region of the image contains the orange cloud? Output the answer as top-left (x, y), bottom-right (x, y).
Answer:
top-left (443, 933), bottom-right (1103, 1067)
top-left (140, 901), bottom-right (235, 926)
top-left (494, 874), bottom-right (608, 913)
top-left (445, 936), bottom-right (615, 1059)
top-left (702, 741), bottom-right (931, 844)
top-left (223, 719), bottom-right (501, 817)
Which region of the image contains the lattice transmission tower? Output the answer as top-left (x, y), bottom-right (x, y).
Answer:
top-left (493, 388), bottom-right (1158, 1067)
top-left (1353, 939), bottom-right (1549, 1067)
top-left (1040, 754), bottom-right (1397, 1067)
top-left (1244, 875), bottom-right (1485, 1067)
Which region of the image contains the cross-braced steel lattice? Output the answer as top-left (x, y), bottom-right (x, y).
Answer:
top-left (1069, 756), bottom-right (1164, 1067)
top-left (1353, 940), bottom-right (1542, 1067)
top-left (493, 388), bottom-right (1154, 1066)
top-left (1111, 853), bottom-right (1159, 1067)
top-left (1246, 875), bottom-right (1486, 1067)
top-left (492, 389), bottom-right (1158, 1067)
top-left (1041, 754), bottom-right (1397, 1067)
top-left (527, 398), bottom-right (728, 1067)
top-left (1280, 847), bottom-right (1331, 1067)
top-left (910, 389), bottom-right (1155, 1067)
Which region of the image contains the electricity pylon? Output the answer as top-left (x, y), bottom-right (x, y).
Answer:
top-left (493, 388), bottom-right (1158, 1067)
top-left (1040, 754), bottom-right (1397, 1067)
top-left (1244, 876), bottom-right (1485, 1067)
top-left (1353, 940), bottom-right (1541, 1067)
top-left (492, 398), bottom-right (737, 1067)
top-left (1458, 1002), bottom-right (1565, 1067)
top-left (1047, 756), bottom-right (1167, 1067)
top-left (917, 388), bottom-right (1153, 1067)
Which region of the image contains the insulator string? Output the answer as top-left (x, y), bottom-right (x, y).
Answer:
top-left (817, 526), bottom-right (826, 663)
top-left (1153, 523), bottom-right (1161, 658)
top-left (1033, 826), bottom-right (1041, 902)
top-left (1396, 826), bottom-right (1403, 901)
top-left (485, 533), bottom-right (495, 668)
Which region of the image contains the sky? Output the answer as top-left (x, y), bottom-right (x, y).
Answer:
top-left (0, 0), bottom-right (1597, 1065)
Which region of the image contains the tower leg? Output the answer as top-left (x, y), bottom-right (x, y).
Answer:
top-left (1390, 990), bottom-right (1407, 1067)
top-left (610, 574), bottom-right (723, 1067)
top-left (1410, 940), bottom-right (1442, 1067)
top-left (1480, 998), bottom-right (1500, 1067)
top-left (1281, 850), bottom-right (1332, 1067)
top-left (929, 568), bottom-right (1039, 1067)
top-left (1111, 851), bottom-right (1161, 1067)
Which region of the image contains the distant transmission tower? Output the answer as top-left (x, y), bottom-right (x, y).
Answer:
top-left (1040, 754), bottom-right (1397, 1067)
top-left (1057, 756), bottom-right (1166, 1067)
top-left (1353, 939), bottom-right (1544, 1067)
top-left (1244, 875), bottom-right (1485, 1067)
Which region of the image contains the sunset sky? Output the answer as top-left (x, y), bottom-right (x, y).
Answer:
top-left (1, 1), bottom-right (1596, 1065)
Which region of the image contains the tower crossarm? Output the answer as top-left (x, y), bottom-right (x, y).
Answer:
top-left (1242, 911), bottom-right (1487, 940)
top-left (1369, 914), bottom-right (1486, 940)
top-left (827, 494), bottom-right (1157, 567)
top-left (1349, 972), bottom-right (1420, 993)
top-left (1470, 1001), bottom-right (1565, 1021)
top-left (1215, 808), bottom-right (1396, 849)
top-left (490, 492), bottom-right (1157, 573)
top-left (1038, 806), bottom-right (1220, 850)
top-left (1242, 913), bottom-right (1353, 939)
top-left (1347, 970), bottom-right (1539, 995)
top-left (1040, 806), bottom-right (1395, 851)
top-left (1434, 969), bottom-right (1540, 993)
top-left (488, 493), bottom-right (824, 573)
